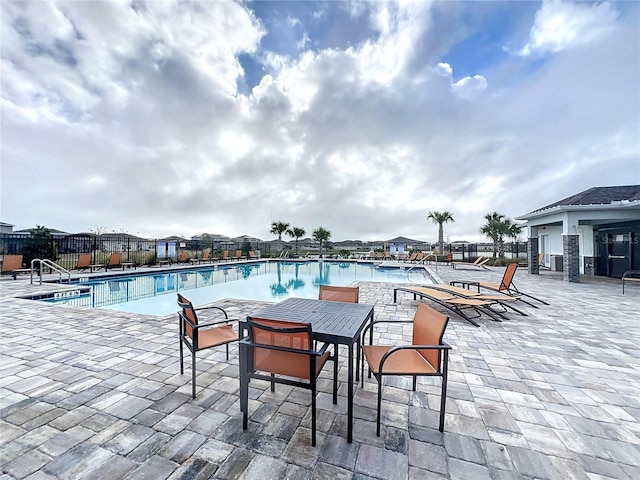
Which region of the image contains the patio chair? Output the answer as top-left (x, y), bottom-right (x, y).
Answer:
top-left (222, 250), bottom-right (230, 261)
top-left (239, 317), bottom-right (335, 446)
top-left (177, 294), bottom-right (238, 398)
top-left (362, 303), bottom-right (451, 435)
top-left (319, 285), bottom-right (360, 398)
top-left (394, 285), bottom-right (506, 327)
top-left (234, 250), bottom-right (244, 261)
top-left (473, 263), bottom-right (549, 307)
top-left (75, 254), bottom-right (101, 272)
top-left (426, 283), bottom-right (528, 317)
top-left (177, 251), bottom-right (189, 263)
top-left (248, 251), bottom-right (257, 260)
top-left (1, 255), bottom-right (30, 279)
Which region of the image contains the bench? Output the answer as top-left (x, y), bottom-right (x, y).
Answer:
top-left (622, 270), bottom-right (640, 294)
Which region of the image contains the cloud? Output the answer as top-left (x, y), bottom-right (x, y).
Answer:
top-left (1, 1), bottom-right (638, 244)
top-left (515, 0), bottom-right (620, 56)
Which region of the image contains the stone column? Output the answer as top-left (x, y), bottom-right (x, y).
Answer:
top-left (563, 235), bottom-right (580, 283)
top-left (528, 237), bottom-right (539, 275)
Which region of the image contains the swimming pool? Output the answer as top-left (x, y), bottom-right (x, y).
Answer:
top-left (47, 260), bottom-right (432, 316)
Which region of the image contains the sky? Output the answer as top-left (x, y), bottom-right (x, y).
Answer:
top-left (1, 0), bottom-right (639, 243)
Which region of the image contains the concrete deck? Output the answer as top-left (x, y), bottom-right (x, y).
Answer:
top-left (1, 263), bottom-right (639, 479)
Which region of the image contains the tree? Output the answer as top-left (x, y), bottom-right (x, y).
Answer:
top-left (22, 225), bottom-right (58, 266)
top-left (241, 237), bottom-right (252, 257)
top-left (427, 211), bottom-right (454, 254)
top-left (313, 227), bottom-right (331, 258)
top-left (270, 221), bottom-right (290, 252)
top-left (479, 212), bottom-right (521, 258)
top-left (286, 227), bottom-right (306, 257)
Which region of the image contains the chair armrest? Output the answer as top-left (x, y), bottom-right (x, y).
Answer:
top-left (379, 343), bottom-right (452, 371)
top-left (194, 305), bottom-right (229, 318)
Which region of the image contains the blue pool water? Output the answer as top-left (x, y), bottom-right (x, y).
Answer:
top-left (47, 261), bottom-right (431, 316)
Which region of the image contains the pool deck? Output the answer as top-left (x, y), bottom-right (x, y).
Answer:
top-left (1, 262), bottom-right (639, 479)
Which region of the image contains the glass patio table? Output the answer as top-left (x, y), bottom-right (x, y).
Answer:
top-left (240, 297), bottom-right (375, 443)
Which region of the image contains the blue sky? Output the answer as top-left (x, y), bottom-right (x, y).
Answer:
top-left (1, 1), bottom-right (638, 242)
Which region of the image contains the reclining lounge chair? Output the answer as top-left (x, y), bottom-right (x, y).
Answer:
top-left (462, 263), bottom-right (549, 307)
top-left (394, 285), bottom-right (506, 327)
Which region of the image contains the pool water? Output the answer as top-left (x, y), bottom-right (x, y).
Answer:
top-left (47, 261), bottom-right (431, 316)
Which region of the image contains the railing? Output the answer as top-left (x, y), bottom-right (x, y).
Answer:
top-left (30, 259), bottom-right (71, 285)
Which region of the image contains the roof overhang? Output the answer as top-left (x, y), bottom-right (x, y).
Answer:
top-left (516, 202), bottom-right (640, 225)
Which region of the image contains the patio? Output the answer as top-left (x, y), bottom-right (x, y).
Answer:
top-left (1, 265), bottom-right (639, 479)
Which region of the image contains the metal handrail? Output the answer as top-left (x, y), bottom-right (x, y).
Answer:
top-left (30, 258), bottom-right (72, 285)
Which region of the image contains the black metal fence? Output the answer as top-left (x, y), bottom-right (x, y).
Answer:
top-left (0, 233), bottom-right (277, 271)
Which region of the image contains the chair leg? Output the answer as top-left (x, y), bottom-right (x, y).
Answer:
top-left (179, 338), bottom-right (184, 375)
top-left (270, 373), bottom-right (275, 392)
top-left (412, 375), bottom-right (417, 391)
top-left (225, 343), bottom-right (229, 360)
top-left (240, 344), bottom-right (249, 430)
top-left (439, 351), bottom-right (449, 432)
top-left (311, 385), bottom-right (317, 447)
top-left (333, 343), bottom-right (338, 404)
top-left (191, 350), bottom-right (197, 399)
top-left (376, 375), bottom-right (382, 436)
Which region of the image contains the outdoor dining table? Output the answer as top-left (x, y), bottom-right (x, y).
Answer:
top-left (240, 297), bottom-right (375, 443)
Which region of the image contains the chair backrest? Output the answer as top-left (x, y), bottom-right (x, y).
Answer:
top-left (177, 293), bottom-right (198, 338)
top-left (538, 253), bottom-right (544, 265)
top-left (235, 250), bottom-right (242, 258)
top-left (247, 317), bottom-right (314, 379)
top-left (108, 253), bottom-right (121, 266)
top-left (202, 250), bottom-right (210, 260)
top-left (412, 303), bottom-right (449, 370)
top-left (178, 251), bottom-right (188, 262)
top-left (223, 250), bottom-right (229, 258)
top-left (249, 251), bottom-right (256, 258)
top-left (499, 263), bottom-right (518, 290)
top-left (76, 254), bottom-right (92, 268)
top-left (319, 285), bottom-right (359, 303)
top-left (2, 255), bottom-right (23, 272)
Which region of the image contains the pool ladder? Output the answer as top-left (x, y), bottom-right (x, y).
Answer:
top-left (30, 258), bottom-right (71, 285)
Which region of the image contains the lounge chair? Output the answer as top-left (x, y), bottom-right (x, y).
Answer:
top-left (362, 303), bottom-right (451, 435)
top-left (248, 251), bottom-right (257, 260)
top-left (451, 256), bottom-right (489, 270)
top-left (234, 250), bottom-right (244, 261)
top-left (425, 283), bottom-right (528, 317)
top-left (222, 250), bottom-right (230, 261)
top-left (177, 294), bottom-right (238, 398)
top-left (1, 255), bottom-right (30, 279)
top-left (190, 250), bottom-right (212, 264)
top-left (622, 270), bottom-right (640, 294)
top-left (75, 254), bottom-right (101, 272)
top-left (466, 263), bottom-right (549, 307)
top-left (104, 252), bottom-right (134, 271)
top-left (177, 251), bottom-right (189, 263)
top-left (394, 285), bottom-right (505, 327)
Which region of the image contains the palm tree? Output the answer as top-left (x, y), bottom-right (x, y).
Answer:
top-left (480, 212), bottom-right (508, 258)
top-left (270, 221), bottom-right (290, 253)
top-left (313, 227), bottom-right (331, 258)
top-left (503, 219), bottom-right (524, 258)
top-left (286, 227), bottom-right (306, 257)
top-left (427, 211), bottom-right (454, 254)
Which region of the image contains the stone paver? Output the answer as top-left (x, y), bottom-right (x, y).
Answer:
top-left (1, 263), bottom-right (639, 479)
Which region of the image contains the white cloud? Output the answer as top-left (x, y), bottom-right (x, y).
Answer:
top-left (516, 0), bottom-right (620, 56)
top-left (0, 1), bottom-right (637, 243)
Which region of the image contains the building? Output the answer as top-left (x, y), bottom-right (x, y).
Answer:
top-left (516, 185), bottom-right (640, 282)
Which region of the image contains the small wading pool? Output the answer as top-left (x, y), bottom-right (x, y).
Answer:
top-left (44, 261), bottom-right (432, 316)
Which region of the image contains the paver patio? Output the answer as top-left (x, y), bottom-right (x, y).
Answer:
top-left (1, 263), bottom-right (639, 479)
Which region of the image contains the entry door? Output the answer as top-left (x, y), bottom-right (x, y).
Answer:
top-left (607, 233), bottom-right (631, 277)
top-left (540, 235), bottom-right (549, 267)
